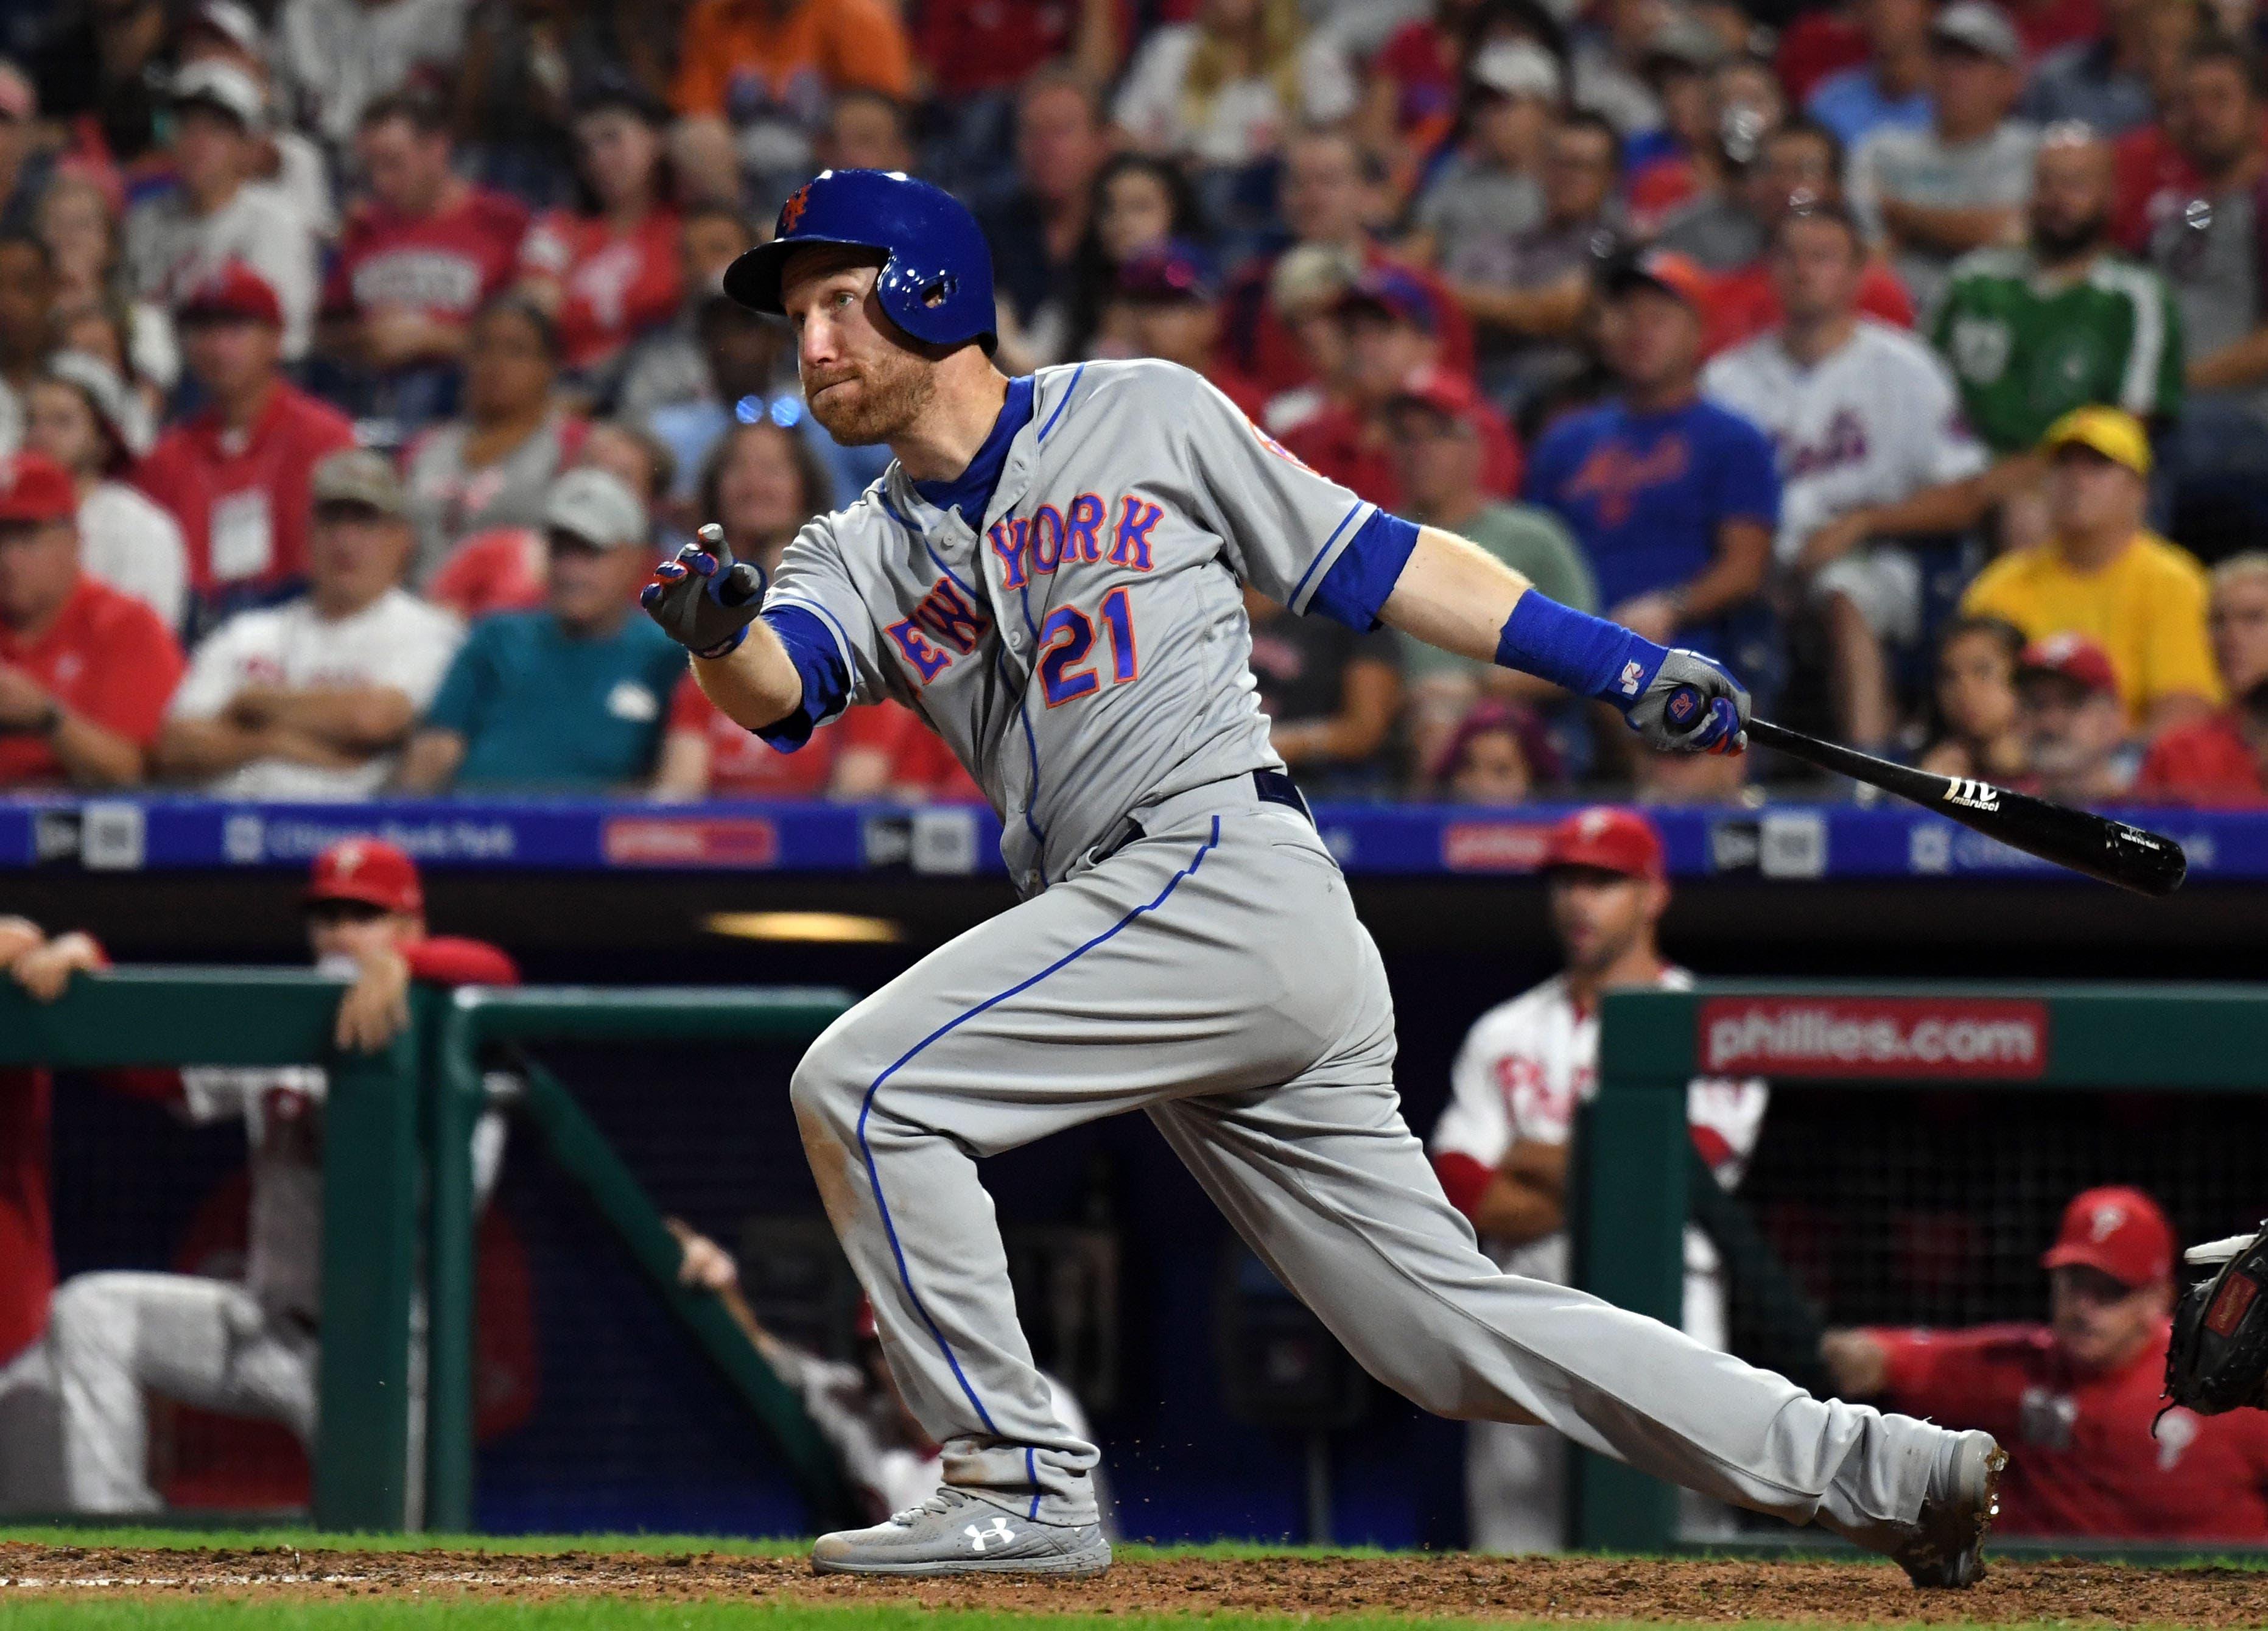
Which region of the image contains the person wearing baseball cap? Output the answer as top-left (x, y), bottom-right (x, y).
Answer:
top-left (122, 55), bottom-right (317, 360)
top-left (401, 466), bottom-right (684, 793)
top-left (1385, 365), bottom-right (1593, 774)
top-left (1961, 406), bottom-right (2220, 734)
top-left (1845, 0), bottom-right (2032, 315)
top-left (0, 837), bottom-right (521, 1515)
top-left (1109, 239), bottom-right (1270, 424)
top-left (1822, 1186), bottom-right (2268, 1539)
top-left (1408, 41), bottom-right (1557, 282)
top-left (133, 259), bottom-right (356, 616)
top-left (2013, 631), bottom-right (2135, 804)
top-left (0, 449), bottom-right (186, 789)
top-left (1526, 244), bottom-right (1780, 725)
top-left (1283, 268), bottom-right (1523, 508)
top-left (156, 447), bottom-right (464, 799)
top-left (1428, 801), bottom-right (1769, 1550)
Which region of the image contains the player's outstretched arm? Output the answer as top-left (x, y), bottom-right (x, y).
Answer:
top-left (642, 526), bottom-right (806, 734)
top-left (1379, 525), bottom-right (1750, 754)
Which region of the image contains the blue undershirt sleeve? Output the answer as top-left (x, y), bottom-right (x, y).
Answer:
top-left (752, 605), bottom-right (852, 751)
top-left (1307, 510), bottom-right (1422, 631)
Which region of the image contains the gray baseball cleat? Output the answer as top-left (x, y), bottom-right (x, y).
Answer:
top-left (810, 1487), bottom-right (1112, 1577)
top-left (1892, 1429), bottom-right (2007, 1588)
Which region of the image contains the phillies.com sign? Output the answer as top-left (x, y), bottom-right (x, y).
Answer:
top-left (1697, 997), bottom-right (2050, 1079)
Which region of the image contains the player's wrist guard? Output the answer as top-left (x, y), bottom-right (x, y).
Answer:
top-left (642, 525), bottom-right (767, 659)
top-left (1495, 593), bottom-right (1750, 754)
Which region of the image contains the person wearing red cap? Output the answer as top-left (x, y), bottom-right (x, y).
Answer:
top-left (0, 448), bottom-right (186, 788)
top-left (0, 838), bottom-right (519, 1513)
top-left (1106, 239), bottom-right (1271, 426)
top-left (132, 261), bottom-right (356, 618)
top-left (1429, 805), bottom-right (1769, 1551)
top-left (1385, 367), bottom-right (1593, 777)
top-left (1822, 1187), bottom-right (2268, 1538)
top-left (2013, 631), bottom-right (2138, 804)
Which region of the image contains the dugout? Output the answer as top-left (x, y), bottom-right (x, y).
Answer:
top-left (10, 795), bottom-right (2268, 1548)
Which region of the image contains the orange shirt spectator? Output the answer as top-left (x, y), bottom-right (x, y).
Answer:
top-left (671, 0), bottom-right (913, 121)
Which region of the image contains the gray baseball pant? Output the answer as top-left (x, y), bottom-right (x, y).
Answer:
top-left (792, 778), bottom-right (1947, 1541)
top-left (41, 1272), bottom-right (317, 1513)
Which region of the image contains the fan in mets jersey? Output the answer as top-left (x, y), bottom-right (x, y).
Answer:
top-left (639, 166), bottom-right (2006, 1583)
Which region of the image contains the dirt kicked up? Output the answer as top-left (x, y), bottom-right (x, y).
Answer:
top-left (4, 1545), bottom-right (2267, 1627)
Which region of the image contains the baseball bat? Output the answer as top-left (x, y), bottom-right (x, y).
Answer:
top-left (1740, 715), bottom-right (2187, 897)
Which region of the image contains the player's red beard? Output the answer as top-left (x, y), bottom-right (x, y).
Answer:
top-left (804, 348), bottom-right (936, 447)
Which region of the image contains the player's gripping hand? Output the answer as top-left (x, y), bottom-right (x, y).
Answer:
top-left (642, 524), bottom-right (767, 658)
top-left (1622, 646), bottom-right (1750, 756)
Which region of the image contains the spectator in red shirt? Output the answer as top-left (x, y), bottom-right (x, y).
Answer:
top-left (518, 83), bottom-right (683, 390)
top-left (914, 0), bottom-right (1119, 101)
top-left (1282, 268), bottom-right (1519, 509)
top-left (132, 262), bottom-right (357, 622)
top-left (2114, 32), bottom-right (2268, 253)
top-left (1822, 1186), bottom-right (2268, 1540)
top-left (1103, 240), bottom-right (1269, 423)
top-left (2137, 555), bottom-right (2268, 805)
top-left (321, 89), bottom-right (532, 424)
top-left (1220, 127), bottom-right (1475, 396)
top-left (1692, 119), bottom-right (1919, 354)
top-left (0, 449), bottom-right (184, 787)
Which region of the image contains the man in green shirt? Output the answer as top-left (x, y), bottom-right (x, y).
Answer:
top-left (1934, 125), bottom-right (2183, 454)
top-left (1385, 367), bottom-right (1596, 772)
top-left (399, 468), bottom-right (684, 793)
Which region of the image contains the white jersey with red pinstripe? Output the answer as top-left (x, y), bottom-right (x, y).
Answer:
top-left (1430, 966), bottom-right (1768, 1298)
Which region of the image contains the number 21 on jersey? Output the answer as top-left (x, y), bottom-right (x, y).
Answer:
top-left (1039, 587), bottom-right (1138, 707)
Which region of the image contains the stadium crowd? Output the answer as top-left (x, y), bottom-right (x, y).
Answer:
top-left (0, 0), bottom-right (2266, 807)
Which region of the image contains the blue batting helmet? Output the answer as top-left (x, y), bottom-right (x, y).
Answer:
top-left (723, 169), bottom-right (997, 353)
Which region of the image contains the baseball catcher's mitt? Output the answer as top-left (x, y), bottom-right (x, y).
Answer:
top-left (2164, 1223), bottom-right (2268, 1416)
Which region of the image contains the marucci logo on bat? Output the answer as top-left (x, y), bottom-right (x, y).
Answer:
top-left (1942, 778), bottom-right (2001, 813)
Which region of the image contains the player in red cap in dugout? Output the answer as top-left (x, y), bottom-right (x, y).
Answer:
top-left (0, 838), bottom-right (519, 1513)
top-left (1427, 806), bottom-right (1769, 1551)
top-left (1822, 1187), bottom-right (2268, 1538)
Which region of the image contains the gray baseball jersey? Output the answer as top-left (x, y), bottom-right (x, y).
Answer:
top-left (763, 359), bottom-right (1391, 894)
top-left (768, 357), bottom-right (1958, 1557)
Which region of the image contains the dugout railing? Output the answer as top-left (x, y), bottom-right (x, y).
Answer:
top-left (2, 970), bottom-right (853, 1532)
top-left (1575, 980), bottom-right (2268, 1554)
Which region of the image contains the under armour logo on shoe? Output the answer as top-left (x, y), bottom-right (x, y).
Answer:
top-left (965, 1517), bottom-right (1017, 1552)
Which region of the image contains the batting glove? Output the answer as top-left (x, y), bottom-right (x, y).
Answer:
top-left (641, 524), bottom-right (767, 659)
top-left (1623, 647), bottom-right (1750, 756)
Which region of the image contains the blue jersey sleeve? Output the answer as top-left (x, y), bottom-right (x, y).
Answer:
top-left (1308, 510), bottom-right (1421, 631)
top-left (753, 604), bottom-right (854, 751)
top-left (1713, 409), bottom-right (1782, 531)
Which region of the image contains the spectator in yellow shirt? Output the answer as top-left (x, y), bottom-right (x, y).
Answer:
top-left (1961, 407), bottom-right (2220, 734)
top-left (670, 0), bottom-right (915, 206)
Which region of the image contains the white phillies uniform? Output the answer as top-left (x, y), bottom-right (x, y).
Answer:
top-left (1701, 320), bottom-right (1987, 644)
top-left (6, 1033), bottom-right (507, 1513)
top-left (1430, 966), bottom-right (1769, 1552)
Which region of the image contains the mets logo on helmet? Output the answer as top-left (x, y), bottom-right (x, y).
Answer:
top-left (781, 184), bottom-right (812, 233)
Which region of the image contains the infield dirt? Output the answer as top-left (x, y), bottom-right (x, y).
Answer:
top-left (4, 1545), bottom-right (2265, 1626)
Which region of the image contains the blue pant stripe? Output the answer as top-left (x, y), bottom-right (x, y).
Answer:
top-left (852, 818), bottom-right (1223, 1448)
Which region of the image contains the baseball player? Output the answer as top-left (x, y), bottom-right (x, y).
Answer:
top-left (1825, 1187), bottom-right (2268, 1540)
top-left (1428, 807), bottom-right (1768, 1552)
top-left (0, 839), bottom-right (514, 1512)
top-left (640, 167), bottom-right (2002, 1582)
